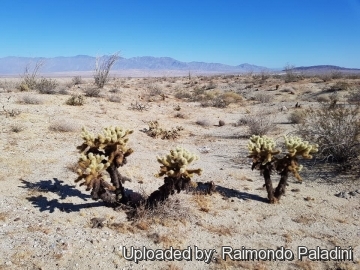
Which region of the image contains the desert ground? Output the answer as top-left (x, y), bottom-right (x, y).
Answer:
top-left (0, 72), bottom-right (359, 270)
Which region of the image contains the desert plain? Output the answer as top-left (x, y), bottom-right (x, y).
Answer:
top-left (0, 72), bottom-right (359, 270)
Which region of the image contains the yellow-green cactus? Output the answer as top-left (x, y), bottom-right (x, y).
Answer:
top-left (284, 136), bottom-right (318, 159)
top-left (75, 152), bottom-right (113, 190)
top-left (81, 126), bottom-right (133, 150)
top-left (156, 146), bottom-right (202, 178)
top-left (247, 135), bottom-right (280, 165)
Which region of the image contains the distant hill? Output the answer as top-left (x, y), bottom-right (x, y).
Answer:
top-left (0, 55), bottom-right (269, 75)
top-left (287, 65), bottom-right (360, 74)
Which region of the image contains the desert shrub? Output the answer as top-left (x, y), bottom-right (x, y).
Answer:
top-left (49, 120), bottom-right (78, 132)
top-left (72, 76), bottom-right (83, 85)
top-left (128, 101), bottom-right (150, 111)
top-left (316, 96), bottom-right (330, 103)
top-left (36, 78), bottom-right (58, 94)
top-left (288, 110), bottom-right (306, 124)
top-left (200, 91), bottom-right (242, 108)
top-left (108, 94), bottom-right (121, 103)
top-left (18, 82), bottom-right (30, 92)
top-left (66, 94), bottom-right (85, 106)
top-left (145, 121), bottom-right (183, 139)
top-left (94, 53), bottom-right (119, 88)
top-left (205, 81), bottom-right (217, 90)
top-left (347, 89), bottom-right (360, 104)
top-left (57, 87), bottom-right (69, 95)
top-left (253, 92), bottom-right (272, 103)
top-left (283, 64), bottom-right (298, 83)
top-left (297, 104), bottom-right (360, 163)
top-left (20, 60), bottom-right (44, 90)
top-left (330, 71), bottom-right (343, 79)
top-left (10, 124), bottom-right (25, 133)
top-left (18, 95), bottom-right (43, 105)
top-left (84, 87), bottom-right (101, 97)
top-left (326, 81), bottom-right (350, 92)
top-left (243, 113), bottom-right (276, 135)
top-left (174, 90), bottom-right (192, 99)
top-left (147, 84), bottom-right (163, 96)
top-left (174, 112), bottom-right (187, 119)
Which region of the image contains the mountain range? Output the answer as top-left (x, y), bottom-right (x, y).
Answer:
top-left (0, 55), bottom-right (359, 76)
top-left (0, 55), bottom-right (268, 75)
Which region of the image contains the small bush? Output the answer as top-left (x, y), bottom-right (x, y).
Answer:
top-left (243, 113), bottom-right (276, 135)
top-left (288, 110), bottom-right (306, 124)
top-left (84, 87), bottom-right (101, 97)
top-left (37, 78), bottom-right (58, 94)
top-left (316, 96), bottom-right (330, 103)
top-left (18, 95), bottom-right (43, 105)
top-left (94, 53), bottom-right (119, 88)
top-left (72, 76), bottom-right (83, 85)
top-left (347, 89), bottom-right (360, 104)
top-left (58, 88), bottom-right (69, 95)
top-left (174, 90), bottom-right (192, 99)
top-left (326, 81), bottom-right (350, 92)
top-left (297, 104), bottom-right (360, 163)
top-left (108, 94), bottom-right (121, 103)
top-left (66, 95), bottom-right (85, 106)
top-left (49, 120), bottom-right (78, 132)
top-left (253, 92), bottom-right (272, 103)
top-left (10, 124), bottom-right (25, 133)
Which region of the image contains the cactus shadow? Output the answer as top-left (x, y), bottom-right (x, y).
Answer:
top-left (20, 178), bottom-right (105, 213)
top-left (215, 185), bottom-right (269, 203)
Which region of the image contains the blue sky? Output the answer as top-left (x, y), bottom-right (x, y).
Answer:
top-left (0, 0), bottom-right (359, 68)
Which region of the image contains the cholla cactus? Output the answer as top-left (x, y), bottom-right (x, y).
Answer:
top-left (147, 147), bottom-right (202, 207)
top-left (284, 136), bottom-right (318, 159)
top-left (156, 146), bottom-right (202, 178)
top-left (247, 135), bottom-right (318, 203)
top-left (247, 135), bottom-right (280, 166)
top-left (76, 153), bottom-right (111, 189)
top-left (75, 126), bottom-right (134, 203)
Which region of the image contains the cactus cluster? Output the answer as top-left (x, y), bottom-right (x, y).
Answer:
top-left (156, 146), bottom-right (202, 178)
top-left (284, 136), bottom-right (318, 159)
top-left (76, 126), bottom-right (134, 202)
top-left (247, 134), bottom-right (318, 203)
top-left (146, 147), bottom-right (203, 207)
top-left (76, 153), bottom-right (113, 191)
top-left (247, 135), bottom-right (280, 165)
top-left (146, 121), bottom-right (183, 140)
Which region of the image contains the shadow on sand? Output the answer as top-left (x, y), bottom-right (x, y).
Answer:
top-left (19, 178), bottom-right (105, 213)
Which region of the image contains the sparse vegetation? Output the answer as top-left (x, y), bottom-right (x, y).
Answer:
top-left (36, 78), bottom-right (58, 94)
top-left (297, 103), bottom-right (360, 164)
top-left (49, 120), bottom-right (78, 132)
top-left (145, 121), bottom-right (183, 139)
top-left (18, 94), bottom-right (43, 105)
top-left (248, 135), bottom-right (318, 203)
top-left (94, 53), bottom-right (119, 88)
top-left (66, 94), bottom-right (85, 106)
top-left (84, 87), bottom-right (101, 97)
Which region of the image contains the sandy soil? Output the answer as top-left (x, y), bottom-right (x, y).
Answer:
top-left (0, 74), bottom-right (359, 270)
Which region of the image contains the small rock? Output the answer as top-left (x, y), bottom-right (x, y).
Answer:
top-left (219, 120), bottom-right (225, 126)
top-left (335, 192), bottom-right (349, 199)
top-left (349, 191), bottom-right (357, 196)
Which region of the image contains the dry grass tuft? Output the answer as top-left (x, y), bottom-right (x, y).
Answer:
top-left (18, 94), bottom-right (43, 105)
top-left (49, 120), bottom-right (79, 132)
top-left (192, 192), bottom-right (211, 212)
top-left (131, 197), bottom-right (192, 229)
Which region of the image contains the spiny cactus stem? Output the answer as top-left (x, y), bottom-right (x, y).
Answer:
top-left (274, 166), bottom-right (289, 200)
top-left (106, 163), bottom-right (129, 204)
top-left (261, 163), bottom-right (276, 204)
